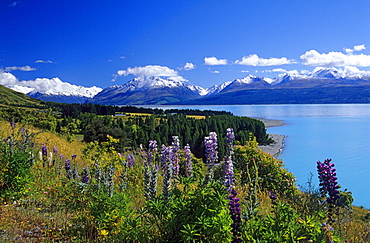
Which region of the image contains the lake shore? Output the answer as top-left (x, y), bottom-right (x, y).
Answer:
top-left (257, 118), bottom-right (286, 157)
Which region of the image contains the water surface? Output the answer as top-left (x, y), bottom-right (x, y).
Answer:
top-left (148, 104), bottom-right (370, 208)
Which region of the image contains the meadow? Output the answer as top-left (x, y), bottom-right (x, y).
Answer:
top-left (1, 117), bottom-right (370, 243)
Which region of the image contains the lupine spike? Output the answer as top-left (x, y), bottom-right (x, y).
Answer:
top-left (183, 144), bottom-right (193, 177)
top-left (317, 158), bottom-right (340, 223)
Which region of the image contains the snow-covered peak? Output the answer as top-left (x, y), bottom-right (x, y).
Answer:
top-left (110, 76), bottom-right (207, 96)
top-left (206, 81), bottom-right (232, 95)
top-left (234, 74), bottom-right (258, 84)
top-left (309, 66), bottom-right (370, 80)
top-left (309, 67), bottom-right (341, 79)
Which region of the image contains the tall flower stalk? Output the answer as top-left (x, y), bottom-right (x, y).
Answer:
top-left (317, 158), bottom-right (340, 223)
top-left (161, 145), bottom-right (172, 202)
top-left (224, 128), bottom-right (235, 193)
top-left (171, 136), bottom-right (180, 177)
top-left (204, 132), bottom-right (218, 184)
top-left (144, 140), bottom-right (158, 201)
top-left (183, 144), bottom-right (193, 178)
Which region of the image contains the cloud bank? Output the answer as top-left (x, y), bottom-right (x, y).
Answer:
top-left (204, 57), bottom-right (228, 65)
top-left (300, 49), bottom-right (370, 67)
top-left (115, 65), bottom-right (186, 81)
top-left (0, 71), bottom-right (102, 97)
top-left (235, 54), bottom-right (294, 66)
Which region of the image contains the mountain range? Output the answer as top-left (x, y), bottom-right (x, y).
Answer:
top-left (5, 67), bottom-right (370, 105)
top-left (87, 67), bottom-right (370, 105)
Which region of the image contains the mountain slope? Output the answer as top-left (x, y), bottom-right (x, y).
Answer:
top-left (0, 85), bottom-right (44, 107)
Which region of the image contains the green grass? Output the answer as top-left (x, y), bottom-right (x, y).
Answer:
top-left (0, 85), bottom-right (44, 108)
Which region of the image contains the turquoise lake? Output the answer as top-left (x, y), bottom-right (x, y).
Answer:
top-left (152, 104), bottom-right (370, 208)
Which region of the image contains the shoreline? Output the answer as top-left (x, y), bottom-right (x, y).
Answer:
top-left (257, 118), bottom-right (286, 157)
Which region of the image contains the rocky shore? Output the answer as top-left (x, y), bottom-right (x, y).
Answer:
top-left (257, 118), bottom-right (286, 157)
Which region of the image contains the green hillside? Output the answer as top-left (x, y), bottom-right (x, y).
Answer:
top-left (0, 84), bottom-right (44, 108)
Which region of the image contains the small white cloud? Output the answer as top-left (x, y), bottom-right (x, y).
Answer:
top-left (235, 54), bottom-right (294, 66)
top-left (115, 65), bottom-right (186, 82)
top-left (344, 44), bottom-right (366, 54)
top-left (204, 57), bottom-right (228, 65)
top-left (354, 44), bottom-right (366, 52)
top-left (300, 50), bottom-right (370, 67)
top-left (272, 68), bottom-right (288, 73)
top-left (210, 70), bottom-right (220, 74)
top-left (240, 70), bottom-right (249, 73)
top-left (9, 1), bottom-right (22, 7)
top-left (182, 62), bottom-right (195, 71)
top-left (35, 60), bottom-right (53, 64)
top-left (5, 65), bottom-right (36, 71)
top-left (119, 56), bottom-right (126, 59)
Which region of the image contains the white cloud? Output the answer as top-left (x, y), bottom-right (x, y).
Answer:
top-left (354, 44), bottom-right (366, 52)
top-left (5, 65), bottom-right (36, 71)
top-left (0, 71), bottom-right (18, 86)
top-left (210, 70), bottom-right (220, 74)
top-left (9, 1), bottom-right (22, 7)
top-left (182, 62), bottom-right (195, 71)
top-left (115, 65), bottom-right (186, 82)
top-left (204, 57), bottom-right (228, 65)
top-left (235, 54), bottom-right (294, 66)
top-left (300, 50), bottom-right (370, 67)
top-left (0, 71), bottom-right (102, 97)
top-left (272, 68), bottom-right (288, 73)
top-left (35, 60), bottom-right (53, 64)
top-left (344, 44), bottom-right (366, 54)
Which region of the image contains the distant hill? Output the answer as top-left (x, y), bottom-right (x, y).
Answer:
top-left (0, 85), bottom-right (44, 107)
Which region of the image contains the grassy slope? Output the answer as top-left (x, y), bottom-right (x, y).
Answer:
top-left (0, 85), bottom-right (44, 108)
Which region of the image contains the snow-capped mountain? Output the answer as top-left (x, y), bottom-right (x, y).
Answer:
top-left (4, 67), bottom-right (370, 105)
top-left (88, 77), bottom-right (207, 105)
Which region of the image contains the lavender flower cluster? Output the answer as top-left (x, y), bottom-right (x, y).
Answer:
top-left (228, 189), bottom-right (242, 243)
top-left (224, 128), bottom-right (235, 193)
top-left (317, 158), bottom-right (340, 222)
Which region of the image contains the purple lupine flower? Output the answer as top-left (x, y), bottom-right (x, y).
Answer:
top-left (204, 132), bottom-right (218, 168)
top-left (226, 128), bottom-right (235, 145)
top-left (161, 145), bottom-right (172, 201)
top-left (147, 140), bottom-right (157, 166)
top-left (228, 189), bottom-right (242, 243)
top-left (317, 158), bottom-right (340, 223)
top-left (42, 145), bottom-right (48, 156)
top-left (53, 145), bottom-right (58, 155)
top-left (224, 156), bottom-right (234, 193)
top-left (269, 190), bottom-right (277, 204)
top-left (71, 154), bottom-right (77, 160)
top-left (59, 154), bottom-right (64, 160)
top-left (161, 144), bottom-right (168, 172)
top-left (183, 144), bottom-right (193, 177)
top-left (65, 158), bottom-right (71, 171)
top-left (126, 154), bottom-right (135, 168)
top-left (10, 122), bottom-right (16, 129)
top-left (224, 128), bottom-right (235, 193)
top-left (171, 136), bottom-right (180, 176)
top-left (81, 167), bottom-right (89, 184)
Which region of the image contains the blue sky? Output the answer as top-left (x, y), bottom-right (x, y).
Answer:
top-left (2, 0), bottom-right (370, 93)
